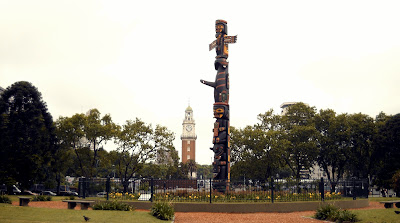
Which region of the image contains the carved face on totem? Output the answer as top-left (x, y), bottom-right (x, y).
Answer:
top-left (213, 104), bottom-right (229, 119)
top-left (216, 24), bottom-right (224, 34)
top-left (215, 20), bottom-right (227, 37)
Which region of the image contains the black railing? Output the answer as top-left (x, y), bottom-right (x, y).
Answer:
top-left (78, 177), bottom-right (369, 203)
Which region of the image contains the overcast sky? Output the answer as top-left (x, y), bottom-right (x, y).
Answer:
top-left (1, 1), bottom-right (400, 165)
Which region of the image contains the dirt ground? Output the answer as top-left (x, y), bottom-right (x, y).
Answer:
top-left (12, 200), bottom-right (384, 223)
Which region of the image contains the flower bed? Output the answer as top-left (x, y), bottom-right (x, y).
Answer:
top-left (106, 190), bottom-right (342, 203)
top-left (108, 192), bottom-right (141, 200)
top-left (151, 190), bottom-right (342, 203)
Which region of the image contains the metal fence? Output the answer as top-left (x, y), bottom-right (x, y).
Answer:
top-left (78, 177), bottom-right (369, 203)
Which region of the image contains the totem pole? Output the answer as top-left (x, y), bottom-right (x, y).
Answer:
top-left (200, 20), bottom-right (237, 191)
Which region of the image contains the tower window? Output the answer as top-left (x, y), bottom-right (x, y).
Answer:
top-left (187, 155), bottom-right (190, 160)
top-left (187, 146), bottom-right (190, 152)
top-left (187, 141), bottom-right (190, 145)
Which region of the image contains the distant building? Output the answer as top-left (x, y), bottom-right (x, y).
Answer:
top-left (280, 102), bottom-right (309, 115)
top-left (181, 105), bottom-right (197, 164)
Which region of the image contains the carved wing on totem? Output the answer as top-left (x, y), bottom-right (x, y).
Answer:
top-left (209, 39), bottom-right (217, 51)
top-left (210, 36), bottom-right (237, 51)
top-left (224, 35), bottom-right (237, 44)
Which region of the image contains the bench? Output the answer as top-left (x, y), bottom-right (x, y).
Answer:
top-left (379, 200), bottom-right (400, 208)
top-left (18, 197), bottom-right (32, 206)
top-left (62, 200), bottom-right (95, 210)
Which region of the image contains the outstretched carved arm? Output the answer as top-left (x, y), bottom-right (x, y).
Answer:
top-left (200, 79), bottom-right (216, 88)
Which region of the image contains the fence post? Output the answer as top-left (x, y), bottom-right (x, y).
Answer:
top-left (271, 177), bottom-right (274, 203)
top-left (319, 177), bottom-right (324, 202)
top-left (78, 178), bottom-right (82, 198)
top-left (106, 176), bottom-right (110, 201)
top-left (353, 178), bottom-right (356, 200)
top-left (82, 177), bottom-right (86, 199)
top-left (150, 178), bottom-right (154, 202)
top-left (210, 178), bottom-right (212, 204)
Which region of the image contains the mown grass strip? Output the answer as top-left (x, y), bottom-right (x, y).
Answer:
top-left (0, 203), bottom-right (164, 223)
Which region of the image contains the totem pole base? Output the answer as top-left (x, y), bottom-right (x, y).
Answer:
top-left (213, 180), bottom-right (230, 193)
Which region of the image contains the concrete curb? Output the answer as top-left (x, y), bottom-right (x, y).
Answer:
top-left (124, 199), bottom-right (369, 213)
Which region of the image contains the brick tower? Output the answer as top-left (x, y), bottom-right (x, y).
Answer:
top-left (181, 105), bottom-right (197, 163)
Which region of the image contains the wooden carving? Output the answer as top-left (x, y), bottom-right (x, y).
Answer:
top-left (201, 20), bottom-right (237, 190)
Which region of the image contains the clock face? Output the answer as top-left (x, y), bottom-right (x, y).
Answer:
top-left (186, 125), bottom-right (192, 132)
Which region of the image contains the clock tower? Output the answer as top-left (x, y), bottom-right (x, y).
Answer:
top-left (181, 105), bottom-right (197, 164)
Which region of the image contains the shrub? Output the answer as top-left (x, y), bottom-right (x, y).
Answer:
top-left (32, 195), bottom-right (52, 201)
top-left (336, 209), bottom-right (359, 223)
top-left (314, 204), bottom-right (339, 220)
top-left (314, 204), bottom-right (359, 222)
top-left (391, 170), bottom-right (400, 196)
top-left (67, 195), bottom-right (75, 200)
top-left (150, 201), bottom-right (174, 220)
top-left (0, 195), bottom-right (12, 204)
top-left (92, 200), bottom-right (134, 211)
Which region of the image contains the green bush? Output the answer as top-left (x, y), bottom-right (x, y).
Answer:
top-left (150, 201), bottom-right (174, 221)
top-left (0, 195), bottom-right (12, 204)
top-left (336, 209), bottom-right (359, 223)
top-left (92, 200), bottom-right (134, 211)
top-left (314, 204), bottom-right (359, 222)
top-left (32, 195), bottom-right (52, 201)
top-left (67, 195), bottom-right (75, 200)
top-left (314, 204), bottom-right (339, 220)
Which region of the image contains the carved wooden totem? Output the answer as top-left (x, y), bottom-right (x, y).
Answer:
top-left (201, 20), bottom-right (237, 190)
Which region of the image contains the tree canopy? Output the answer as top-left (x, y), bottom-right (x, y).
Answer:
top-left (231, 103), bottom-right (398, 189)
top-left (0, 81), bottom-right (57, 189)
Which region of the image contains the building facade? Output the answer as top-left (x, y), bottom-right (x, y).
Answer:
top-left (181, 105), bottom-right (197, 164)
top-left (280, 102), bottom-right (310, 115)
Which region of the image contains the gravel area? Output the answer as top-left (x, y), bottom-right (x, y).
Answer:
top-left (12, 200), bottom-right (384, 223)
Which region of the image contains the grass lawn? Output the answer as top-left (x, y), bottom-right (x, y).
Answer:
top-left (368, 197), bottom-right (400, 202)
top-left (7, 195), bottom-right (106, 202)
top-left (0, 203), bottom-right (165, 223)
top-left (353, 208), bottom-right (400, 223)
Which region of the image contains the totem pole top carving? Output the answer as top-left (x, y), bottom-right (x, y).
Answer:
top-left (200, 20), bottom-right (237, 104)
top-left (209, 20), bottom-right (237, 59)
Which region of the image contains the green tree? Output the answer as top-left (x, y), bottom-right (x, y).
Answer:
top-left (55, 113), bottom-right (87, 177)
top-left (376, 113), bottom-right (400, 189)
top-left (96, 149), bottom-right (115, 178)
top-left (176, 162), bottom-right (189, 179)
top-left (346, 113), bottom-right (376, 179)
top-left (114, 118), bottom-right (153, 192)
top-left (392, 170), bottom-right (400, 197)
top-left (315, 109), bottom-right (350, 190)
top-left (154, 125), bottom-right (179, 166)
top-left (186, 159), bottom-right (197, 179)
top-left (280, 103), bottom-right (318, 180)
top-left (85, 109), bottom-right (119, 177)
top-left (50, 145), bottom-right (74, 195)
top-left (230, 124), bottom-right (281, 181)
top-left (139, 162), bottom-right (162, 178)
top-left (55, 110), bottom-right (118, 178)
top-left (0, 81), bottom-right (57, 191)
top-left (369, 112), bottom-right (391, 185)
top-left (196, 164), bottom-right (213, 179)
